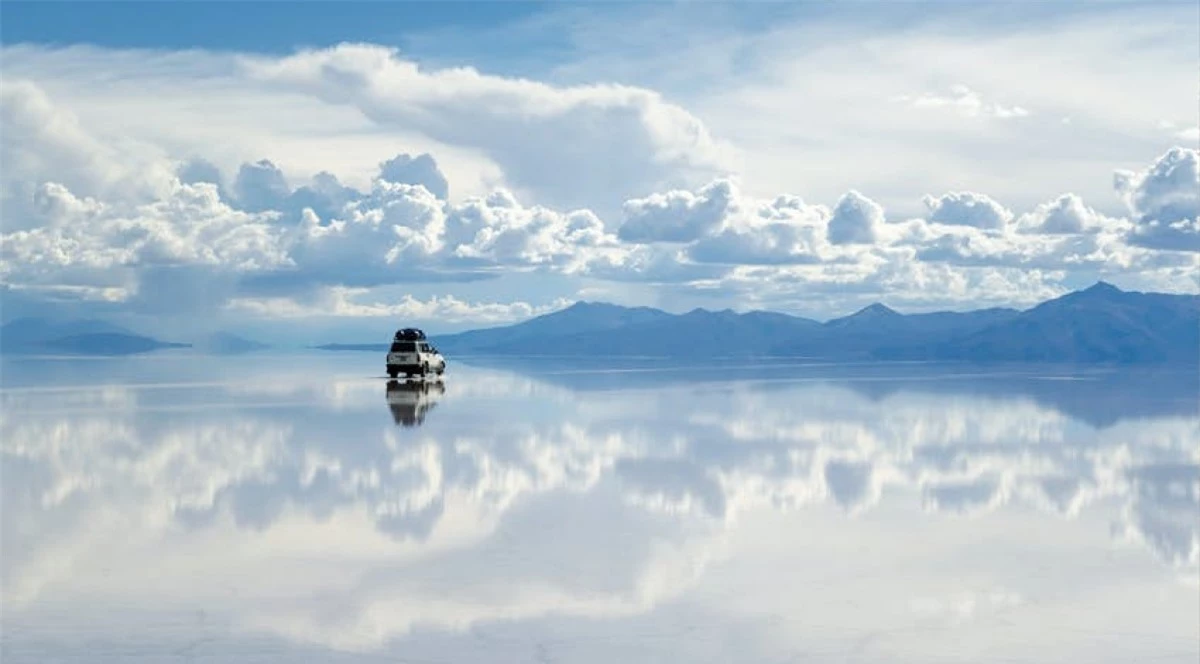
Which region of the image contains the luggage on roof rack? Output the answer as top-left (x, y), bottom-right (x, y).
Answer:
top-left (394, 327), bottom-right (426, 341)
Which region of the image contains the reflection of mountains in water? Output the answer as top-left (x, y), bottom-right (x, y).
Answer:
top-left (460, 358), bottom-right (1198, 429)
top-left (788, 364), bottom-right (1199, 429)
top-left (385, 378), bottom-right (445, 427)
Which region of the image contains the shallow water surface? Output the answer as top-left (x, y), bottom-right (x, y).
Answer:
top-left (2, 354), bottom-right (1197, 662)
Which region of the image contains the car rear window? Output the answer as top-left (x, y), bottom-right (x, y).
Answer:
top-left (390, 342), bottom-right (417, 352)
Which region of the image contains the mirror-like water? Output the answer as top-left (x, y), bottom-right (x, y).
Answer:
top-left (2, 354), bottom-right (1197, 663)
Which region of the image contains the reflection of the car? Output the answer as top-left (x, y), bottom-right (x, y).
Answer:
top-left (385, 378), bottom-right (446, 427)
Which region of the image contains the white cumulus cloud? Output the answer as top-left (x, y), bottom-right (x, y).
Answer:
top-left (828, 191), bottom-right (884, 245)
top-left (1115, 147), bottom-right (1200, 252)
top-left (1016, 194), bottom-right (1118, 235)
top-left (0, 79), bottom-right (174, 231)
top-left (1, 181), bottom-right (286, 287)
top-left (618, 178), bottom-right (741, 244)
top-left (923, 191), bottom-right (1014, 230)
top-left (240, 43), bottom-right (735, 215)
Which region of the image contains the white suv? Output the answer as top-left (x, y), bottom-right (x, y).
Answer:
top-left (386, 328), bottom-right (446, 378)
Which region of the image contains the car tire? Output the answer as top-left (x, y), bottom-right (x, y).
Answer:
top-left (420, 363), bottom-right (429, 377)
top-left (388, 368), bottom-right (398, 378)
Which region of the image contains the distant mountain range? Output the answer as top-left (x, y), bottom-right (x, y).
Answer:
top-left (421, 283), bottom-right (1197, 364)
top-left (0, 319), bottom-right (269, 356)
top-left (874, 282), bottom-right (1199, 363)
top-left (4, 283), bottom-right (1196, 363)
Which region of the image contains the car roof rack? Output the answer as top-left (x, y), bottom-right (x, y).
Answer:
top-left (394, 327), bottom-right (427, 341)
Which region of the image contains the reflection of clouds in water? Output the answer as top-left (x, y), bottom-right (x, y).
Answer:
top-left (227, 368), bottom-right (578, 410)
top-left (227, 378), bottom-right (382, 411)
top-left (2, 365), bottom-right (1197, 650)
top-left (0, 383), bottom-right (140, 414)
top-left (4, 372), bottom-right (1197, 563)
top-left (242, 493), bottom-right (723, 651)
top-left (1116, 463), bottom-right (1200, 582)
top-left (3, 417), bottom-right (289, 512)
top-left (823, 460), bottom-right (880, 514)
top-left (921, 476), bottom-right (1007, 515)
top-left (1, 415), bottom-right (291, 606)
top-left (618, 457), bottom-right (730, 517)
top-left (909, 588), bottom-right (1023, 626)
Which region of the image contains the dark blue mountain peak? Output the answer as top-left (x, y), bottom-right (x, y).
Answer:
top-left (1081, 281), bottom-right (1123, 296)
top-left (1, 316), bottom-right (133, 337)
top-left (841, 303), bottom-right (901, 321)
top-left (860, 302), bottom-right (899, 315)
top-left (1038, 281), bottom-right (1131, 312)
top-left (680, 307), bottom-right (741, 320)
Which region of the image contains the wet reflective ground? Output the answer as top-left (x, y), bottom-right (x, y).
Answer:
top-left (2, 353), bottom-right (1197, 662)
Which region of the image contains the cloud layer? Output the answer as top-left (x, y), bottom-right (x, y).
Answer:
top-left (1, 43), bottom-right (1198, 326)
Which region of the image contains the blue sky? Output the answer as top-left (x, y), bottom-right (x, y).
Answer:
top-left (1, 1), bottom-right (552, 52)
top-left (0, 0), bottom-right (1197, 340)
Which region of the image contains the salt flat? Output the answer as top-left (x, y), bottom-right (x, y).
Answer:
top-left (2, 353), bottom-right (1197, 663)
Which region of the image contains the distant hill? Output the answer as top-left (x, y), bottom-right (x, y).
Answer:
top-left (874, 282), bottom-right (1200, 363)
top-left (193, 332), bottom-right (270, 354)
top-left (45, 333), bottom-right (190, 355)
top-left (0, 318), bottom-right (189, 356)
top-left (772, 304), bottom-right (1019, 358)
top-left (437, 305), bottom-right (821, 358)
top-left (415, 283), bottom-right (1197, 364)
top-left (440, 301), bottom-right (675, 353)
top-left (1, 317), bottom-right (134, 346)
